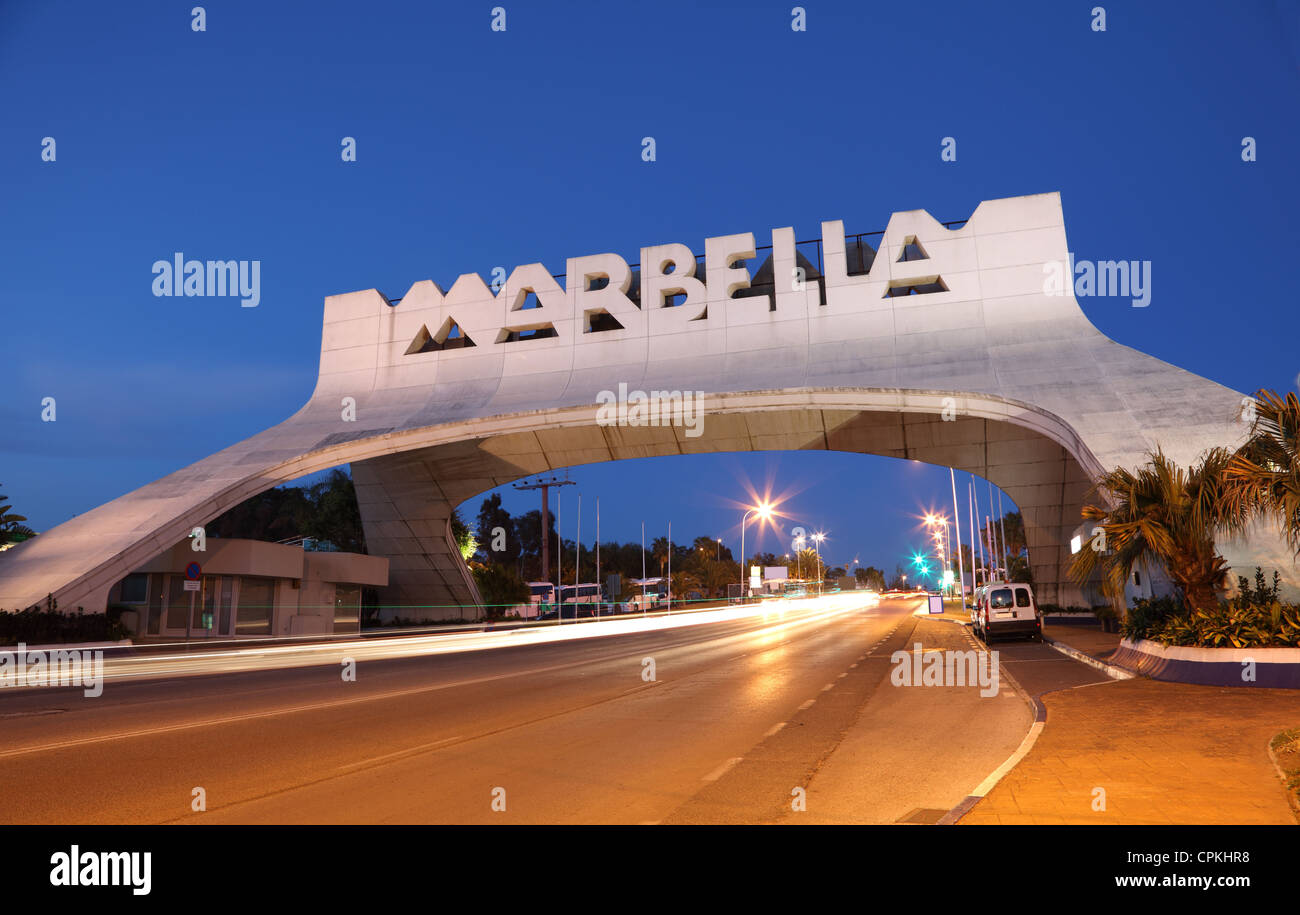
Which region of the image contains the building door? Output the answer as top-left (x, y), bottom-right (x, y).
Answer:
top-left (198, 575), bottom-right (233, 637)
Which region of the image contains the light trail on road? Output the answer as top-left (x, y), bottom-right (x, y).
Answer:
top-left (28, 592), bottom-right (880, 688)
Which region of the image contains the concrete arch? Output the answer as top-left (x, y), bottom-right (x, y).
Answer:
top-left (349, 387), bottom-right (1108, 616)
top-left (2, 192), bottom-right (1293, 614)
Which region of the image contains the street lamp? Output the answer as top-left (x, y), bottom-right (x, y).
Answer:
top-left (812, 531), bottom-right (826, 594)
top-left (716, 538), bottom-right (722, 561)
top-left (923, 513), bottom-right (954, 598)
top-left (739, 503), bottom-right (772, 599)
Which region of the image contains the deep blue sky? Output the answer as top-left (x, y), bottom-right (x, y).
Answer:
top-left (2, 1), bottom-right (1297, 574)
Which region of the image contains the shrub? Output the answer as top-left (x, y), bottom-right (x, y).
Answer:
top-left (1234, 567), bottom-right (1282, 609)
top-left (0, 605), bottom-right (130, 645)
top-left (1143, 601), bottom-right (1300, 648)
top-left (470, 562), bottom-right (530, 620)
top-left (1121, 596), bottom-right (1180, 641)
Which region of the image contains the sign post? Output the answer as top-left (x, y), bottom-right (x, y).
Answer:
top-left (184, 562), bottom-right (201, 645)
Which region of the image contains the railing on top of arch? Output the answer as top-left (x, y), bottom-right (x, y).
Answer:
top-left (383, 218), bottom-right (969, 307)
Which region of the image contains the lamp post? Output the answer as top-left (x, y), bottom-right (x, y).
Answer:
top-left (739, 503), bottom-right (772, 599)
top-left (812, 531), bottom-right (826, 595)
top-left (924, 513), bottom-right (953, 598)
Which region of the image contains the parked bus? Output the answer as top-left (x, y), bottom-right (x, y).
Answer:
top-left (527, 582), bottom-right (556, 619)
top-left (627, 577), bottom-right (668, 612)
top-left (559, 583), bottom-right (603, 618)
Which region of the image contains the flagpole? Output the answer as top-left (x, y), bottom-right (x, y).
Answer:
top-left (951, 467), bottom-right (966, 613)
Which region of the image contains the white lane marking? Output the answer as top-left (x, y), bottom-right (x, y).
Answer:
top-left (849, 663), bottom-right (858, 669)
top-left (798, 699), bottom-right (816, 711)
top-left (837, 672), bottom-right (847, 679)
top-left (1067, 679), bottom-right (1123, 691)
top-left (764, 722), bottom-right (787, 737)
top-left (821, 682), bottom-right (835, 692)
top-left (703, 757), bottom-right (744, 782)
top-left (337, 736), bottom-right (463, 771)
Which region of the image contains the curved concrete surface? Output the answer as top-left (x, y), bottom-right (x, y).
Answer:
top-left (1, 192), bottom-right (1290, 616)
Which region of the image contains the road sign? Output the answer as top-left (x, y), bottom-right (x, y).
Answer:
top-left (185, 561), bottom-right (201, 580)
top-left (928, 594), bottom-right (944, 615)
top-left (183, 580), bottom-right (200, 592)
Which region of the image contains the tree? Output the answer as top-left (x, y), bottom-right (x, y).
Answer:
top-left (208, 483), bottom-right (313, 544)
top-left (304, 469), bottom-right (365, 552)
top-left (700, 558), bottom-right (740, 598)
top-left (451, 509), bottom-right (476, 561)
top-left (671, 569), bottom-right (703, 603)
top-left (514, 509), bottom-right (556, 580)
top-left (474, 493), bottom-right (518, 566)
top-left (651, 536), bottom-right (670, 577)
top-left (888, 565), bottom-right (908, 590)
top-left (1222, 389), bottom-right (1300, 554)
top-left (0, 485), bottom-right (33, 546)
top-left (784, 547), bottom-right (823, 582)
top-left (998, 511), bottom-right (1027, 557)
top-left (1069, 448), bottom-right (1235, 612)
top-left (684, 537), bottom-right (731, 575)
top-left (1006, 553), bottom-right (1033, 584)
top-left (471, 562), bottom-right (529, 619)
top-left (856, 565), bottom-right (886, 590)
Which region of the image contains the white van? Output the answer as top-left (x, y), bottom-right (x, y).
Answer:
top-left (971, 580), bottom-right (1041, 642)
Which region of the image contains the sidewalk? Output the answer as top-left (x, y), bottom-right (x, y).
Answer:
top-left (916, 610), bottom-right (1298, 824)
top-left (1043, 618), bottom-right (1122, 661)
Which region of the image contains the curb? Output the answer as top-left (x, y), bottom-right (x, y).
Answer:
top-left (1266, 734), bottom-right (1300, 823)
top-left (1110, 639), bottom-right (1300, 689)
top-left (1042, 635), bottom-right (1136, 681)
top-left (937, 693), bottom-right (1046, 826)
top-left (0, 638), bottom-right (133, 653)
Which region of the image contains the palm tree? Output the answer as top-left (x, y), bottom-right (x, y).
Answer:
top-left (0, 485), bottom-right (32, 546)
top-left (650, 536), bottom-right (669, 578)
top-left (1069, 448), bottom-right (1235, 612)
top-left (1221, 389), bottom-right (1300, 554)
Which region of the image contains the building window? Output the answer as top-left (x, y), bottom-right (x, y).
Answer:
top-left (236, 577), bottom-right (275, 636)
top-left (119, 573), bottom-right (148, 603)
top-left (219, 577), bottom-right (234, 635)
top-left (147, 573), bottom-right (164, 635)
top-left (166, 575), bottom-right (190, 631)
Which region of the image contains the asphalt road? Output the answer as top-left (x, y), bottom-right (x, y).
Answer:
top-left (0, 595), bottom-right (1103, 824)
